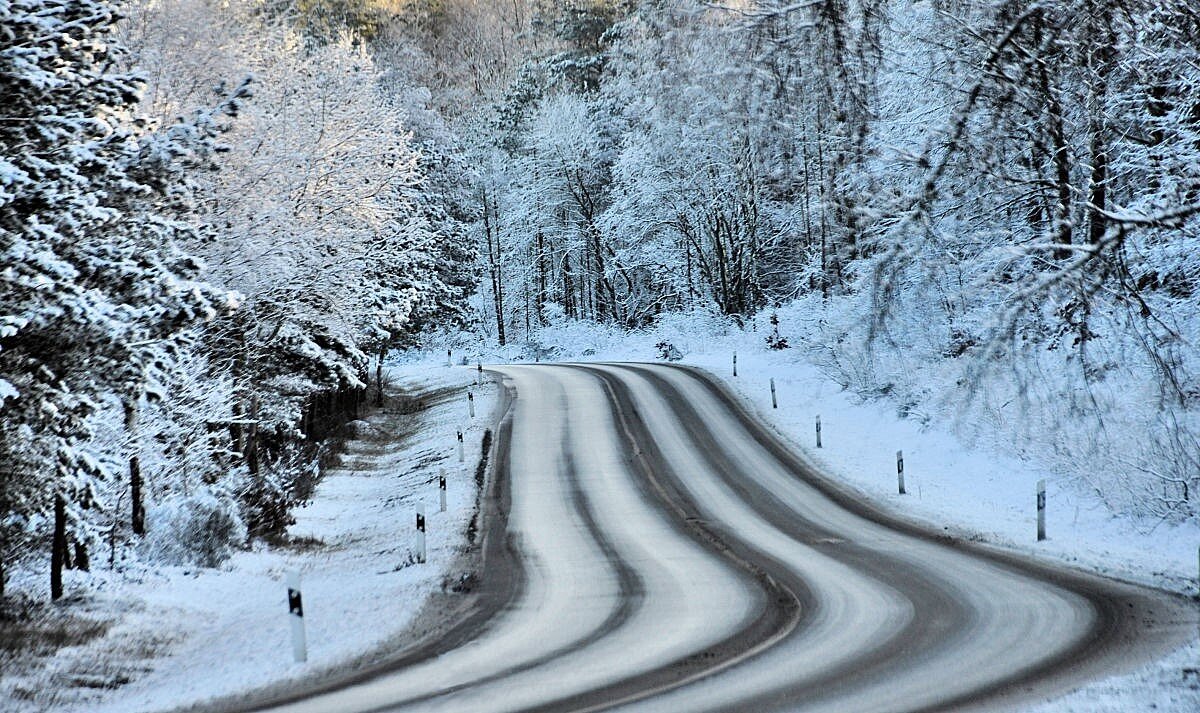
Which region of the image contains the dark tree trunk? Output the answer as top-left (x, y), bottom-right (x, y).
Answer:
top-left (246, 395), bottom-right (260, 475)
top-left (51, 494), bottom-right (66, 600)
top-left (562, 253), bottom-right (576, 319)
top-left (482, 187), bottom-right (506, 346)
top-left (124, 400), bottom-right (145, 536)
top-left (536, 231), bottom-right (548, 324)
top-left (376, 348), bottom-right (386, 406)
top-left (130, 454), bottom-right (144, 536)
top-left (73, 542), bottom-right (89, 572)
top-left (1086, 16), bottom-right (1114, 246)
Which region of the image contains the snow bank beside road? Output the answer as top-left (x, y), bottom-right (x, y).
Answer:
top-left (2, 361), bottom-right (496, 713)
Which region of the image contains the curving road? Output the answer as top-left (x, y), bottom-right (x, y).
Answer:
top-left (249, 363), bottom-right (1195, 713)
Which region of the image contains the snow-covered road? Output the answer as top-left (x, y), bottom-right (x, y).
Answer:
top-left (247, 364), bottom-right (1195, 713)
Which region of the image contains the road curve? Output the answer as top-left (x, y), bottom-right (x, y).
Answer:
top-left (249, 363), bottom-right (1196, 713)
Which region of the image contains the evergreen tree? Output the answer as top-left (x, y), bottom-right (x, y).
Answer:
top-left (0, 0), bottom-right (231, 599)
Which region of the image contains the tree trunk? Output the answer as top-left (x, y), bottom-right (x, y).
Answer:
top-left (130, 454), bottom-right (144, 536)
top-left (375, 347), bottom-right (386, 407)
top-left (536, 231), bottom-right (548, 324)
top-left (482, 187), bottom-right (506, 346)
top-left (562, 253), bottom-right (576, 319)
top-left (73, 542), bottom-right (89, 572)
top-left (51, 494), bottom-right (66, 600)
top-left (124, 399), bottom-right (145, 536)
top-left (1086, 14), bottom-right (1113, 246)
top-left (246, 395), bottom-right (260, 475)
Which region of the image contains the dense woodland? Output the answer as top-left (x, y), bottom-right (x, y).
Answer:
top-left (2, 0), bottom-right (1198, 603)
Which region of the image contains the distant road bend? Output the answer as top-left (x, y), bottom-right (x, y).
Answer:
top-left (253, 363), bottom-right (1195, 713)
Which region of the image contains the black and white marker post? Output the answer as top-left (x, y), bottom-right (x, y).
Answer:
top-left (456, 430), bottom-right (464, 463)
top-left (896, 450), bottom-right (906, 495)
top-left (732, 352), bottom-right (738, 377)
top-left (1037, 479), bottom-right (1047, 541)
top-left (416, 503), bottom-right (426, 563)
top-left (446, 349), bottom-right (452, 367)
top-left (475, 362), bottom-right (482, 386)
top-left (439, 469), bottom-right (447, 513)
top-left (770, 378), bottom-right (777, 409)
top-left (468, 391), bottom-right (475, 418)
top-left (286, 571), bottom-right (307, 663)
top-left (816, 415), bottom-right (822, 448)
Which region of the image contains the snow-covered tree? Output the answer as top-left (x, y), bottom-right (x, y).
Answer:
top-left (0, 0), bottom-right (234, 599)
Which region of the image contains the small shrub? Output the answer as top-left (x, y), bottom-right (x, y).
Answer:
top-left (765, 312), bottom-right (789, 350)
top-left (236, 449), bottom-right (319, 537)
top-left (656, 341), bottom-right (683, 361)
top-left (144, 490), bottom-right (247, 568)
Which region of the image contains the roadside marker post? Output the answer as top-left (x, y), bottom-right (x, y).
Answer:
top-left (816, 415), bottom-right (822, 448)
top-left (896, 450), bottom-right (906, 495)
top-left (1037, 480), bottom-right (1047, 541)
top-left (416, 503), bottom-right (426, 563)
top-left (457, 430), bottom-right (464, 462)
top-left (286, 571), bottom-right (307, 663)
top-left (770, 378), bottom-right (777, 409)
top-left (446, 349), bottom-right (452, 367)
top-left (733, 352), bottom-right (738, 377)
top-left (468, 392), bottom-right (475, 418)
top-left (476, 363), bottom-right (482, 385)
top-left (439, 470), bottom-right (447, 513)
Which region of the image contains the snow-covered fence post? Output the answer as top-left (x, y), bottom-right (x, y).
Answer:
top-left (439, 470), bottom-right (447, 513)
top-left (733, 352), bottom-right (738, 377)
top-left (457, 430), bottom-right (464, 463)
top-left (896, 450), bottom-right (906, 495)
top-left (815, 415), bottom-right (822, 449)
top-left (416, 503), bottom-right (426, 563)
top-left (1037, 480), bottom-right (1046, 541)
top-left (468, 392), bottom-right (475, 418)
top-left (446, 349), bottom-right (452, 367)
top-left (770, 378), bottom-right (777, 409)
top-left (286, 572), bottom-right (307, 663)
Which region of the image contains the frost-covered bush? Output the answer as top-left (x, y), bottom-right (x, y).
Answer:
top-left (235, 449), bottom-right (320, 536)
top-left (656, 341), bottom-right (683, 361)
top-left (145, 491), bottom-right (246, 568)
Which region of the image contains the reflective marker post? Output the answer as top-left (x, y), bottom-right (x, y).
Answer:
top-left (770, 378), bottom-right (777, 409)
top-left (468, 392), bottom-right (475, 418)
top-left (456, 430), bottom-right (464, 463)
top-left (475, 362), bottom-right (482, 386)
top-left (1037, 480), bottom-right (1047, 541)
top-left (896, 450), bottom-right (906, 495)
top-left (446, 349), bottom-right (452, 367)
top-left (733, 352), bottom-right (738, 377)
top-left (816, 415), bottom-right (822, 448)
top-left (416, 503), bottom-right (426, 563)
top-left (286, 571), bottom-right (307, 663)
top-left (439, 470), bottom-right (447, 513)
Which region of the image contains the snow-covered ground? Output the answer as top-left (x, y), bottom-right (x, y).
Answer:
top-left (1, 361), bottom-right (496, 713)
